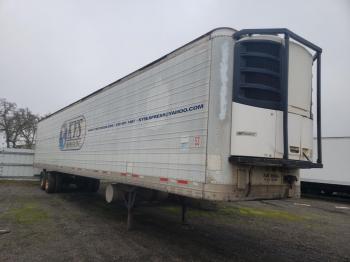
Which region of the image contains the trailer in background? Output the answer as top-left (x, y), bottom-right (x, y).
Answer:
top-left (0, 148), bottom-right (40, 178)
top-left (301, 137), bottom-right (350, 195)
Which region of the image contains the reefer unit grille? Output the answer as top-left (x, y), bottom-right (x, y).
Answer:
top-left (233, 40), bottom-right (283, 110)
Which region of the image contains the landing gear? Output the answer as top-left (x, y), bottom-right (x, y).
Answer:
top-left (106, 184), bottom-right (138, 230)
top-left (105, 184), bottom-right (190, 230)
top-left (122, 188), bottom-right (137, 231)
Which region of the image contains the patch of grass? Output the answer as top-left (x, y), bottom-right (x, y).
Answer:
top-left (217, 206), bottom-right (240, 216)
top-left (86, 201), bottom-right (125, 220)
top-left (1, 202), bottom-right (48, 224)
top-left (237, 207), bottom-right (304, 221)
top-left (159, 205), bottom-right (181, 214)
top-left (0, 180), bottom-right (38, 186)
top-left (159, 204), bottom-right (304, 222)
top-left (159, 205), bottom-right (228, 220)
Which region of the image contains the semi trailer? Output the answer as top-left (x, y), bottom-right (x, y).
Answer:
top-left (301, 137), bottom-right (350, 195)
top-left (34, 27), bottom-right (323, 228)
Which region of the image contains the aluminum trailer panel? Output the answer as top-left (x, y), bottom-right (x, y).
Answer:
top-left (34, 28), bottom-right (322, 201)
top-left (0, 148), bottom-right (40, 177)
top-left (302, 137), bottom-right (350, 186)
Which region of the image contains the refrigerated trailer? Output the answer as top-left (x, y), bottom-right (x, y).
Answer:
top-left (34, 27), bottom-right (323, 226)
top-left (301, 137), bottom-right (350, 195)
top-left (0, 148), bottom-right (40, 177)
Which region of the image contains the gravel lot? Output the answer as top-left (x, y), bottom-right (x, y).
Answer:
top-left (0, 180), bottom-right (349, 262)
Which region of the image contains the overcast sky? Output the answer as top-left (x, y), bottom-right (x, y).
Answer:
top-left (0, 0), bottom-right (349, 137)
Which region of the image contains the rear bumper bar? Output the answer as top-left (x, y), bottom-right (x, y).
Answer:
top-left (229, 155), bottom-right (323, 169)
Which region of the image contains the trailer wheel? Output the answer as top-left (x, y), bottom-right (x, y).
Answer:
top-left (40, 172), bottom-right (47, 190)
top-left (45, 172), bottom-right (56, 194)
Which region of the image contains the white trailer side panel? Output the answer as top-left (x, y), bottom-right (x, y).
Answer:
top-left (35, 36), bottom-right (212, 187)
top-left (0, 148), bottom-right (40, 177)
top-left (301, 137), bottom-right (350, 186)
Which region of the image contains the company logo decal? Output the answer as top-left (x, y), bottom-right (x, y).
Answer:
top-left (59, 116), bottom-right (86, 151)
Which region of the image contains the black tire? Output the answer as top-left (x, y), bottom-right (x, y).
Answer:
top-left (45, 172), bottom-right (56, 194)
top-left (55, 173), bottom-right (63, 193)
top-left (87, 179), bottom-right (100, 193)
top-left (40, 171), bottom-right (47, 190)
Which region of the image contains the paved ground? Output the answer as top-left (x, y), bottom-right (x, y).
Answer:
top-left (0, 180), bottom-right (349, 262)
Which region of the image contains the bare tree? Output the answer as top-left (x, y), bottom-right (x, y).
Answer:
top-left (0, 98), bottom-right (40, 149)
top-left (10, 108), bottom-right (27, 148)
top-left (0, 98), bottom-right (17, 148)
top-left (19, 108), bottom-right (39, 149)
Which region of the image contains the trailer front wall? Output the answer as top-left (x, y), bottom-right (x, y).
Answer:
top-left (35, 36), bottom-right (212, 195)
top-left (206, 34), bottom-right (235, 185)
